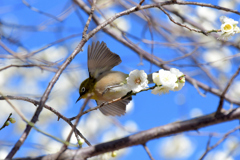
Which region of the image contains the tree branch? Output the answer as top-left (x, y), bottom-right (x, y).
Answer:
top-left (75, 0), bottom-right (240, 107)
top-left (199, 125), bottom-right (240, 160)
top-left (142, 143), bottom-right (155, 160)
top-left (0, 95), bottom-right (92, 147)
top-left (14, 107), bottom-right (240, 160)
top-left (216, 66), bottom-right (240, 114)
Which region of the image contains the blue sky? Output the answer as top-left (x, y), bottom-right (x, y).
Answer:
top-left (0, 0), bottom-right (240, 159)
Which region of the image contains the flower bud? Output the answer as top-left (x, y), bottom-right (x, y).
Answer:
top-left (9, 118), bottom-right (16, 123)
top-left (111, 151), bottom-right (117, 157)
top-left (5, 121), bottom-right (10, 126)
top-left (78, 138), bottom-right (85, 145)
top-left (179, 76), bottom-right (185, 83)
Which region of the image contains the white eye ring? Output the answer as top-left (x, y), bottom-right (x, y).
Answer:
top-left (81, 87), bottom-right (85, 92)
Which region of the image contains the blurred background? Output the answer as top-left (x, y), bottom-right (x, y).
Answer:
top-left (0, 0), bottom-right (240, 159)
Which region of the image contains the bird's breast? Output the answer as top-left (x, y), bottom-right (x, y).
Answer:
top-left (93, 71), bottom-right (130, 101)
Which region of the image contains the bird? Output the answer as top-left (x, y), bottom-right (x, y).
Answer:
top-left (76, 41), bottom-right (132, 116)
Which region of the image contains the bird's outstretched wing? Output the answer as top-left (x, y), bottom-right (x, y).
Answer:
top-left (96, 97), bottom-right (132, 116)
top-left (88, 41), bottom-right (122, 78)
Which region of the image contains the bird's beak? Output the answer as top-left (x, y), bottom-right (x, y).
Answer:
top-left (76, 96), bottom-right (82, 103)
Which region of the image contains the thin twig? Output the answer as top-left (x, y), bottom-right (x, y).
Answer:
top-left (68, 94), bottom-right (128, 121)
top-left (76, 0), bottom-right (240, 107)
top-left (6, 0), bottom-right (240, 158)
top-left (26, 33), bottom-right (81, 57)
top-left (0, 41), bottom-right (23, 60)
top-left (0, 41), bottom-right (55, 72)
top-left (61, 94), bottom-right (92, 150)
top-left (170, 1), bottom-right (240, 15)
top-left (149, 7), bottom-right (222, 89)
top-left (0, 64), bottom-right (54, 72)
top-left (191, 54), bottom-right (222, 90)
top-left (22, 0), bottom-right (61, 21)
top-left (0, 113), bottom-right (12, 131)
top-left (206, 135), bottom-right (213, 150)
top-left (6, 40), bottom-right (87, 158)
top-left (142, 143), bottom-right (155, 160)
top-left (0, 93), bottom-right (77, 151)
top-left (69, 86), bottom-right (156, 121)
top-left (120, 0), bottom-right (222, 89)
top-left (164, 47), bottom-right (198, 64)
top-left (199, 53), bottom-right (240, 67)
top-left (82, 0), bottom-right (97, 39)
top-left (0, 95), bottom-right (92, 146)
top-left (21, 107), bottom-right (240, 159)
top-left (199, 125), bottom-right (240, 160)
top-left (136, 0), bottom-right (145, 10)
top-left (157, 5), bottom-right (207, 35)
top-left (216, 67), bottom-right (240, 115)
top-left (139, 0), bottom-right (145, 5)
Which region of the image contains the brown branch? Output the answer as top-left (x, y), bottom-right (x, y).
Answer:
top-left (0, 41), bottom-right (23, 60)
top-left (82, 0), bottom-right (97, 39)
top-left (0, 64), bottom-right (55, 72)
top-left (142, 143), bottom-right (155, 160)
top-left (68, 92), bottom-right (132, 121)
top-left (163, 47), bottom-right (198, 64)
top-left (68, 86), bottom-right (157, 121)
top-left (192, 79), bottom-right (206, 97)
top-left (139, 0), bottom-right (145, 6)
top-left (136, 0), bottom-right (145, 10)
top-left (199, 125), bottom-right (240, 160)
top-left (15, 107), bottom-right (240, 159)
top-left (199, 53), bottom-right (240, 67)
top-left (60, 94), bottom-right (92, 151)
top-left (96, 2), bottom-right (240, 102)
top-left (0, 95), bottom-right (91, 147)
top-left (0, 93), bottom-right (29, 123)
top-left (157, 5), bottom-right (207, 35)
top-left (170, 1), bottom-right (240, 15)
top-left (26, 33), bottom-right (81, 57)
top-left (22, 0), bottom-right (61, 21)
top-left (6, 40), bottom-right (87, 159)
top-left (7, 0), bottom-right (240, 158)
top-left (191, 54), bottom-right (222, 90)
top-left (216, 67), bottom-right (240, 114)
top-left (0, 94), bottom-right (79, 147)
top-left (128, 0), bottom-right (240, 16)
top-left (0, 41), bottom-right (59, 72)
top-left (75, 0), bottom-right (240, 107)
top-left (148, 15), bottom-right (222, 89)
top-left (0, 113), bottom-right (12, 131)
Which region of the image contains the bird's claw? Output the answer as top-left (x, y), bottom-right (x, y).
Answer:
top-left (102, 84), bottom-right (123, 96)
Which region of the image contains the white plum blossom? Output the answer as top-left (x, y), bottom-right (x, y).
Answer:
top-left (170, 68), bottom-right (183, 78)
top-left (126, 70), bottom-right (148, 93)
top-left (220, 16), bottom-right (238, 25)
top-left (152, 72), bottom-right (161, 86)
top-left (152, 86), bottom-right (171, 95)
top-left (151, 68), bottom-right (185, 95)
top-left (170, 68), bottom-right (185, 91)
top-left (219, 16), bottom-right (240, 40)
top-left (158, 69), bottom-right (177, 90)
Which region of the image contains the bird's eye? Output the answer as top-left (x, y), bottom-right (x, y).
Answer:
top-left (81, 87), bottom-right (85, 92)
